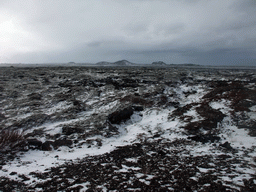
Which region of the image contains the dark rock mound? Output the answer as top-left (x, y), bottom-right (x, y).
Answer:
top-left (54, 92), bottom-right (73, 102)
top-left (120, 95), bottom-right (153, 107)
top-left (0, 86), bottom-right (4, 92)
top-left (109, 144), bottom-right (143, 160)
top-left (182, 103), bottom-right (225, 134)
top-left (132, 105), bottom-right (144, 112)
top-left (62, 125), bottom-right (84, 135)
top-left (54, 139), bottom-right (73, 149)
top-left (0, 113), bottom-right (5, 122)
top-left (220, 141), bottom-right (233, 150)
top-left (103, 77), bottom-right (139, 89)
top-left (71, 99), bottom-right (86, 112)
top-left (204, 81), bottom-right (256, 112)
top-left (42, 141), bottom-right (54, 151)
top-left (28, 93), bottom-right (42, 100)
top-left (11, 114), bottom-right (50, 129)
top-left (58, 80), bottom-right (77, 88)
top-left (27, 139), bottom-right (43, 150)
top-left (108, 106), bottom-right (134, 124)
top-left (169, 103), bottom-right (196, 119)
top-left (196, 103), bottom-right (225, 127)
top-left (42, 139), bottom-right (73, 151)
top-left (188, 134), bottom-right (221, 144)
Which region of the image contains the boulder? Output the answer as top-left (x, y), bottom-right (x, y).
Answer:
top-left (42, 141), bottom-right (54, 151)
top-left (220, 141), bottom-right (233, 150)
top-left (54, 139), bottom-right (73, 149)
top-left (27, 139), bottom-right (42, 150)
top-left (62, 125), bottom-right (84, 135)
top-left (108, 106), bottom-right (134, 124)
top-left (28, 93), bottom-right (42, 100)
top-left (42, 139), bottom-right (73, 151)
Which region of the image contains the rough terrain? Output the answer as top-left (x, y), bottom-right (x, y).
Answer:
top-left (0, 65), bottom-right (256, 191)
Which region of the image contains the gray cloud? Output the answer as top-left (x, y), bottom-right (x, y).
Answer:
top-left (0, 0), bottom-right (255, 65)
top-left (123, 23), bottom-right (149, 36)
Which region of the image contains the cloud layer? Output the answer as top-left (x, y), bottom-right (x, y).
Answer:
top-left (1, 0), bottom-right (255, 65)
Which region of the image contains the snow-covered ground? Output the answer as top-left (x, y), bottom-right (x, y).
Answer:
top-left (0, 66), bottom-right (255, 191)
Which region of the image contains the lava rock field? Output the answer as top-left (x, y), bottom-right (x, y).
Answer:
top-left (0, 66), bottom-right (256, 191)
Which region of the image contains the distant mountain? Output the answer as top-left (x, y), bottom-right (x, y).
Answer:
top-left (178, 63), bottom-right (201, 66)
top-left (152, 61), bottom-right (167, 65)
top-left (113, 60), bottom-right (134, 66)
top-left (95, 60), bottom-right (201, 67)
top-left (95, 61), bottom-right (112, 65)
top-left (95, 60), bottom-right (135, 66)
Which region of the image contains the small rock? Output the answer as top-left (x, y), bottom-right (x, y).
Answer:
top-left (9, 172), bottom-right (17, 175)
top-left (220, 141), bottom-right (233, 150)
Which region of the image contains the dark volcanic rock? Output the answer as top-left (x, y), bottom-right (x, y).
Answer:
top-left (28, 92), bottom-right (42, 100)
top-left (42, 141), bottom-right (54, 151)
top-left (169, 103), bottom-right (196, 119)
top-left (27, 139), bottom-right (43, 150)
top-left (0, 65), bottom-right (255, 192)
top-left (0, 86), bottom-right (4, 92)
top-left (188, 134), bottom-right (221, 144)
top-left (220, 141), bottom-right (233, 150)
top-left (58, 80), bottom-right (74, 88)
top-left (42, 139), bottom-right (73, 151)
top-left (54, 92), bottom-right (72, 102)
top-left (71, 99), bottom-right (86, 112)
top-left (12, 114), bottom-right (50, 129)
top-left (132, 105), bottom-right (144, 112)
top-left (109, 143), bottom-right (143, 160)
top-left (184, 103), bottom-right (226, 133)
top-left (196, 103), bottom-right (225, 127)
top-left (108, 106), bottom-right (134, 124)
top-left (7, 140), bottom-right (247, 191)
top-left (204, 80), bottom-right (256, 112)
top-left (53, 139), bottom-right (73, 149)
top-left (103, 77), bottom-right (139, 89)
top-left (0, 113), bottom-right (5, 122)
top-left (120, 95), bottom-right (153, 107)
top-left (9, 91), bottom-right (19, 98)
top-left (62, 125), bottom-right (84, 135)
top-left (0, 177), bottom-right (28, 192)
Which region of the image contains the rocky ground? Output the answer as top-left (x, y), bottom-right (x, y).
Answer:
top-left (0, 65), bottom-right (256, 191)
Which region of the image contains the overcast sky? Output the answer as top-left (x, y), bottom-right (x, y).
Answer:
top-left (1, 0), bottom-right (255, 65)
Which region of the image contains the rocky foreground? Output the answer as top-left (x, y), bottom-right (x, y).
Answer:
top-left (0, 65), bottom-right (256, 191)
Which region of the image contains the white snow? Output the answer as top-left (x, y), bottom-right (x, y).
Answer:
top-left (67, 182), bottom-right (90, 192)
top-left (44, 101), bottom-right (71, 115)
top-left (220, 117), bottom-right (256, 149)
top-left (1, 78), bottom-right (256, 189)
top-left (210, 99), bottom-right (232, 114)
top-left (0, 107), bottom-right (184, 185)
